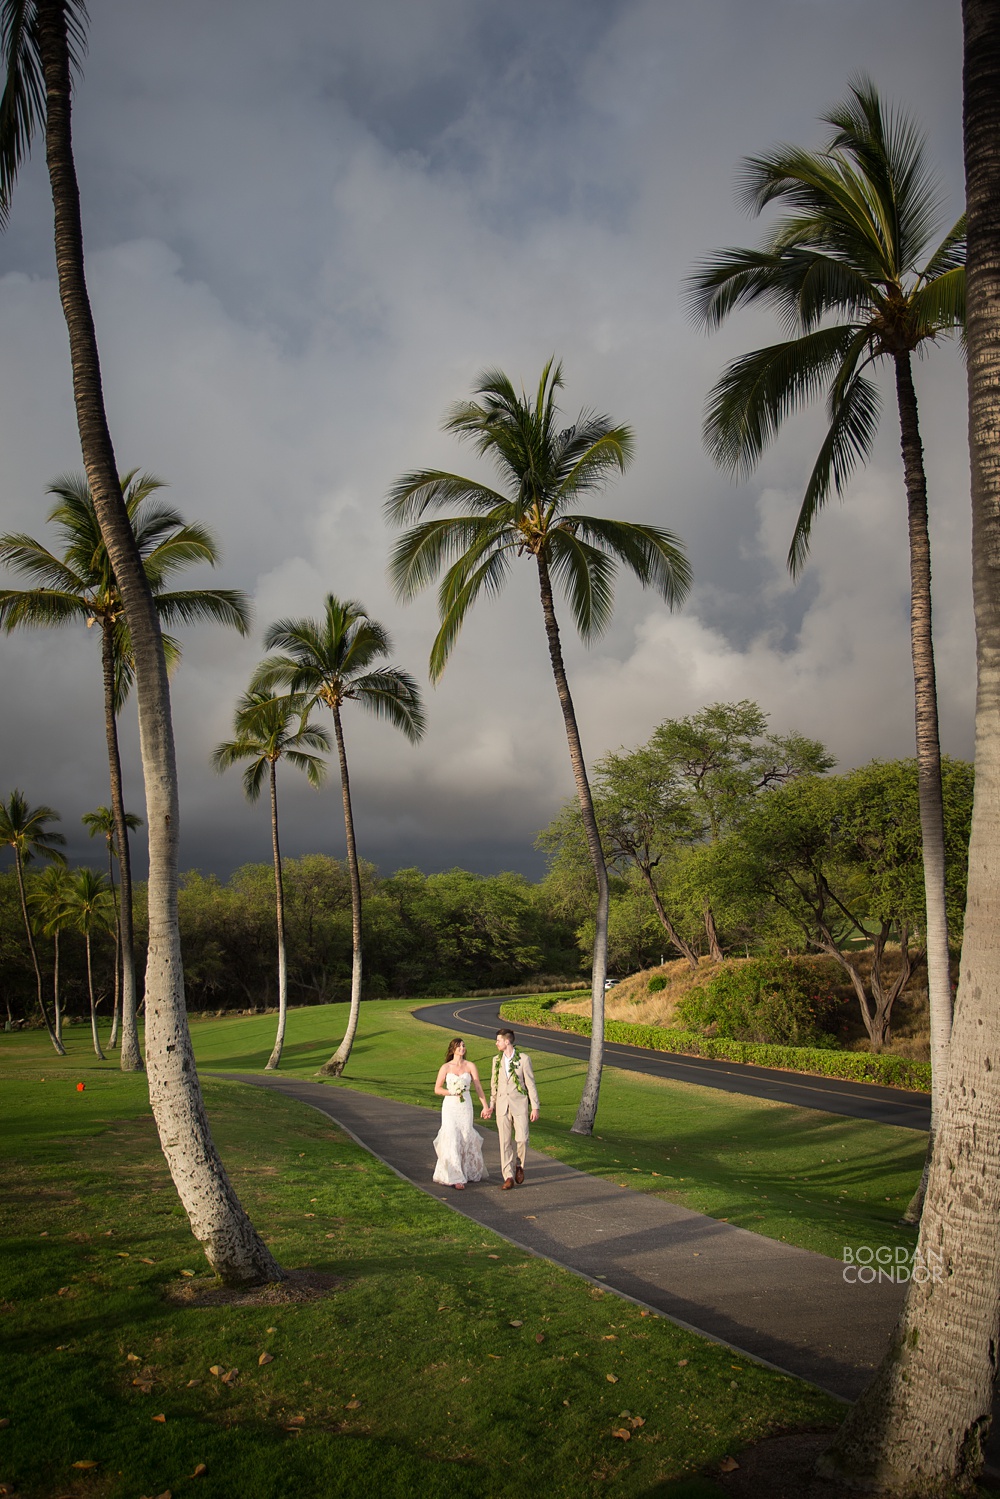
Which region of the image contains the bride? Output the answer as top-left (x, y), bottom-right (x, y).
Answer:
top-left (432, 1038), bottom-right (489, 1190)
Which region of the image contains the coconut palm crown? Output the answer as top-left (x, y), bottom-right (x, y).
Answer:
top-left (386, 359), bottom-right (690, 680)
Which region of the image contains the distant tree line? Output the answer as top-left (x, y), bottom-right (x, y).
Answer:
top-left (0, 856), bottom-right (583, 1026)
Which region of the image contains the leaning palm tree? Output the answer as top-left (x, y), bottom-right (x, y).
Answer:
top-left (82, 804), bottom-right (142, 1050)
top-left (63, 867), bottom-right (115, 1060)
top-left (252, 598), bottom-right (425, 1076)
top-left (0, 790), bottom-right (66, 1053)
top-left (0, 0), bottom-right (281, 1285)
top-left (688, 77), bottom-right (964, 1201)
top-left (27, 862), bottom-right (73, 1044)
top-left (212, 689), bottom-right (330, 1070)
top-left (0, 472), bottom-right (250, 1074)
top-left (816, 15), bottom-right (1000, 1490)
top-left (386, 360), bottom-right (691, 1134)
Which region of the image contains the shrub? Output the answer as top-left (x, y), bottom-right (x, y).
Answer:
top-left (677, 958), bottom-right (840, 1045)
top-left (647, 975), bottom-right (667, 993)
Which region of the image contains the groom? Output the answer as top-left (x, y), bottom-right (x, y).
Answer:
top-left (483, 1028), bottom-right (539, 1189)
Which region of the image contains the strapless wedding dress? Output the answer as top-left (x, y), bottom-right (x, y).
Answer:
top-left (433, 1073), bottom-right (488, 1185)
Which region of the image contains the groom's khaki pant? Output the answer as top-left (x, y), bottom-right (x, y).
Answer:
top-left (496, 1093), bottom-right (530, 1182)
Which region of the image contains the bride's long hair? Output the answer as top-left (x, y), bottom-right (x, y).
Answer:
top-left (445, 1037), bottom-right (465, 1062)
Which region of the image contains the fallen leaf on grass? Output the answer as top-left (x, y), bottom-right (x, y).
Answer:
top-left (139, 1258), bottom-right (155, 1266)
top-left (677, 1359), bottom-right (689, 1367)
top-left (285, 1415), bottom-right (306, 1426)
top-left (209, 1366), bottom-right (223, 1378)
top-left (304, 1214), bottom-right (316, 1219)
top-left (72, 1461), bottom-right (99, 1469)
top-left (535, 1334), bottom-right (545, 1344)
top-left (57, 1286), bottom-right (69, 1296)
top-left (126, 1353), bottom-right (140, 1363)
top-left (488, 1354), bottom-right (502, 1360)
top-left (116, 1252), bottom-right (130, 1259)
top-left (523, 1215), bottom-right (536, 1220)
top-left (325, 1232), bottom-right (337, 1239)
top-left (221, 1369), bottom-right (238, 1386)
top-left (179, 1270), bottom-right (196, 1278)
top-left (487, 1254), bottom-right (499, 1260)
top-left (509, 1320), bottom-right (523, 1328)
top-left (601, 1335), bottom-right (617, 1341)
top-left (266, 1327), bottom-right (277, 1334)
top-left (189, 1464), bottom-right (207, 1478)
top-left (345, 1400), bottom-right (361, 1410)
top-left (606, 1374), bottom-right (618, 1384)
top-left (630, 1416), bottom-right (645, 1429)
top-left (611, 1428), bottom-right (631, 1441)
top-left (258, 1352), bottom-right (274, 1366)
top-left (152, 1413), bottom-right (166, 1423)
top-left (719, 1456), bottom-right (740, 1472)
top-left (186, 1380), bottom-right (201, 1388)
top-left (640, 1311), bottom-right (649, 1318)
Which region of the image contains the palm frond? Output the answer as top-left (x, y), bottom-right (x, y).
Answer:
top-left (909, 266), bottom-right (965, 337)
top-left (153, 587), bottom-right (252, 635)
top-left (347, 668), bottom-right (425, 742)
top-left (0, 586), bottom-right (90, 628)
top-left (429, 543), bottom-right (513, 681)
top-left (0, 533), bottom-right (89, 594)
top-left (384, 470), bottom-right (509, 526)
top-left (0, 0), bottom-right (44, 227)
top-left (565, 518), bottom-right (692, 608)
top-left (551, 427), bottom-right (634, 504)
top-left (546, 530), bottom-right (615, 641)
top-left (920, 215), bottom-right (966, 282)
top-left (387, 515), bottom-right (508, 601)
top-left (284, 749), bottom-right (328, 789)
top-left (704, 324), bottom-right (861, 474)
top-left (788, 368), bottom-right (882, 575)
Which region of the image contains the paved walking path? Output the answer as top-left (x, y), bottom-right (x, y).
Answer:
top-left (218, 1072), bottom-right (905, 1402)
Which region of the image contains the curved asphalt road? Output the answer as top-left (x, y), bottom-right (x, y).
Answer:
top-left (414, 997), bottom-right (930, 1133)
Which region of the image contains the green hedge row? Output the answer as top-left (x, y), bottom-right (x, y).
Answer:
top-left (498, 998), bottom-right (932, 1094)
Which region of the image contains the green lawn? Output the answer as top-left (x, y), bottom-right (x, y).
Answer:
top-left (5, 998), bottom-right (926, 1261)
top-left (0, 1058), bottom-right (840, 1499)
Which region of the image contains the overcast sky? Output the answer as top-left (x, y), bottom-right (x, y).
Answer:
top-left (0, 0), bottom-right (969, 882)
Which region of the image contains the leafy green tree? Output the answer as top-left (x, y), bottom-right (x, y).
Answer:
top-left (253, 597), bottom-right (424, 1074)
top-left (82, 804), bottom-right (142, 1050)
top-left (689, 78), bottom-right (965, 1126)
top-left (650, 701), bottom-right (834, 957)
top-left (64, 867), bottom-right (115, 1059)
top-left (213, 689), bottom-right (330, 1069)
top-left (0, 2), bottom-right (281, 1285)
top-left (699, 760), bottom-right (972, 1049)
top-left (387, 360), bottom-right (690, 1134)
top-left (26, 862), bottom-right (73, 1043)
top-left (0, 473), bottom-right (249, 1072)
top-left (819, 19), bottom-right (1000, 1486)
top-left (0, 790), bottom-right (66, 1051)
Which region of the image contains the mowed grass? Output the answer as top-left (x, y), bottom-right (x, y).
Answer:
top-left (3, 997), bottom-right (926, 1261)
top-left (0, 1067), bottom-right (840, 1499)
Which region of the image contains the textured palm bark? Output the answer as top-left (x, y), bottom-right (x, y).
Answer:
top-left (14, 848), bottom-right (64, 1054)
top-left (536, 554), bottom-right (608, 1134)
top-left (320, 708), bottom-right (363, 1076)
top-left (636, 864), bottom-right (699, 969)
top-left (264, 760), bottom-right (288, 1071)
top-left (84, 931), bottom-right (105, 1060)
top-left (895, 353), bottom-right (953, 1121)
top-left (101, 620), bottom-right (142, 1070)
top-left (817, 6), bottom-right (1000, 1487)
top-left (38, 0), bottom-right (281, 1285)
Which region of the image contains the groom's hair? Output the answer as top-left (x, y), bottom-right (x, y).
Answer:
top-left (445, 1037), bottom-right (464, 1061)
top-left (496, 1029), bottom-right (515, 1046)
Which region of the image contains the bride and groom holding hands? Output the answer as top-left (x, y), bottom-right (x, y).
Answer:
top-left (432, 1029), bottom-right (540, 1191)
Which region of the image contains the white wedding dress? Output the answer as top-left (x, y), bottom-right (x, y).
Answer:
top-left (433, 1072), bottom-right (488, 1186)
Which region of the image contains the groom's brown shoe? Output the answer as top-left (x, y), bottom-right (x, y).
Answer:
top-left (501, 1178), bottom-right (514, 1190)
top-left (514, 1164), bottom-right (524, 1185)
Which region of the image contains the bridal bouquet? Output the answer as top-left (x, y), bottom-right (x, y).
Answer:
top-left (446, 1073), bottom-right (471, 1098)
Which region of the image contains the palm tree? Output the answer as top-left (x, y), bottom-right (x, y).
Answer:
top-left (689, 77), bottom-right (964, 1194)
top-left (816, 14), bottom-right (1000, 1490)
top-left (0, 0), bottom-right (282, 1285)
top-left (82, 804), bottom-right (142, 1050)
top-left (386, 360), bottom-right (691, 1133)
top-left (63, 867), bottom-right (114, 1060)
top-left (27, 862), bottom-right (73, 1044)
top-left (0, 790), bottom-right (66, 1053)
top-left (0, 472), bottom-right (250, 1074)
top-left (212, 689), bottom-right (330, 1070)
top-left (252, 597), bottom-right (425, 1075)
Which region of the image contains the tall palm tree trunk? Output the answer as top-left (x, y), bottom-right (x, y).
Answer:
top-left (104, 825), bottom-right (121, 1049)
top-left (320, 708), bottom-right (363, 1077)
top-left (816, 9), bottom-right (1000, 1488)
top-left (101, 622), bottom-right (142, 1070)
top-left (895, 352), bottom-right (953, 1224)
top-left (13, 850), bottom-right (64, 1053)
top-left (37, 0), bottom-right (281, 1286)
top-left (84, 930), bottom-right (105, 1060)
top-left (52, 929), bottom-right (61, 1043)
top-left (265, 760), bottom-right (288, 1071)
top-left (536, 553), bottom-right (609, 1134)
